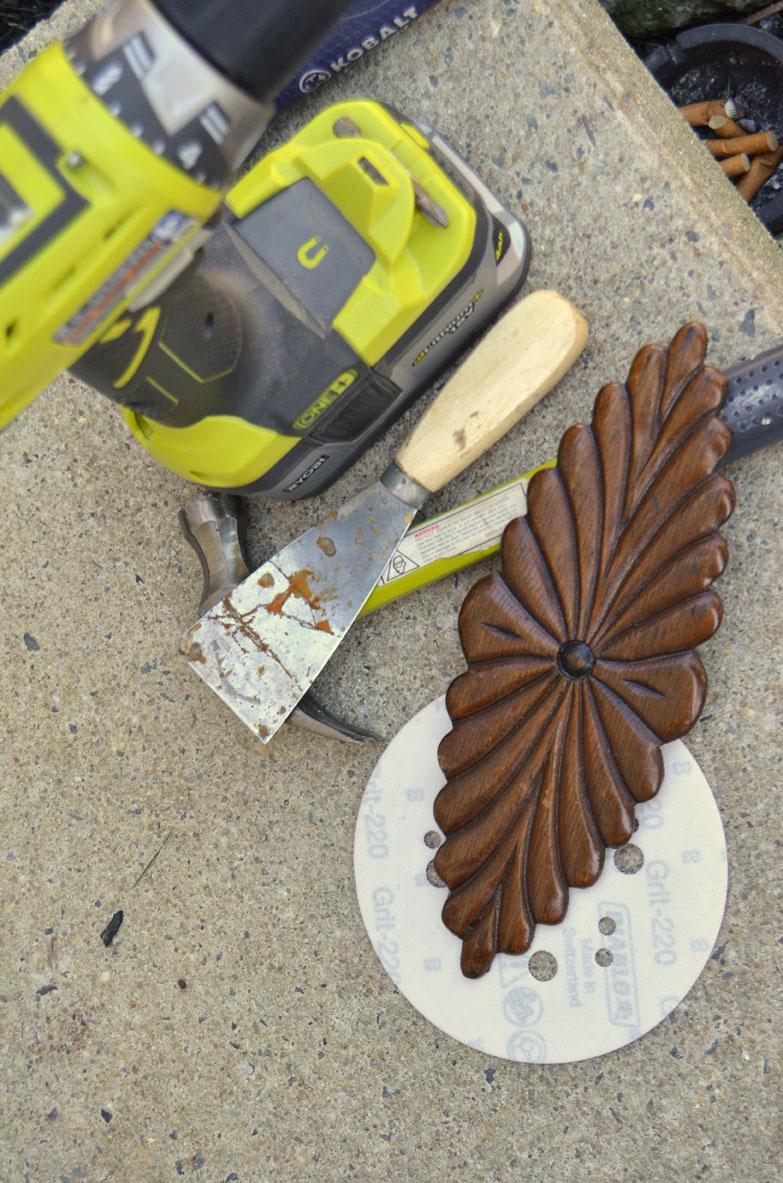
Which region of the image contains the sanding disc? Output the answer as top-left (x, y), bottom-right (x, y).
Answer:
top-left (354, 696), bottom-right (728, 1063)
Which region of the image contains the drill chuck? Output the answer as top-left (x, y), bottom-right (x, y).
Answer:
top-left (66, 0), bottom-right (269, 185)
top-left (154, 0), bottom-right (362, 103)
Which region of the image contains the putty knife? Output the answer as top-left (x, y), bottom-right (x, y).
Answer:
top-left (178, 290), bottom-right (589, 742)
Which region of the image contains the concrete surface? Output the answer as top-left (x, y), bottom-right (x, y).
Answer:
top-left (1, 2), bottom-right (782, 1180)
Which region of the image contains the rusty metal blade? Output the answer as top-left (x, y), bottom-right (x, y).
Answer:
top-left (178, 477), bottom-right (417, 742)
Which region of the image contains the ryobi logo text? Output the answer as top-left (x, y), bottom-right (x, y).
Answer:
top-left (294, 369), bottom-right (358, 431)
top-left (412, 291), bottom-right (484, 366)
top-left (285, 455), bottom-right (330, 492)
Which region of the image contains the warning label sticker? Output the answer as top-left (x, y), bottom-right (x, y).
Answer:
top-left (377, 478), bottom-right (528, 586)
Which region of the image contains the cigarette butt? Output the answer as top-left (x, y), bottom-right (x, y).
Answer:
top-left (679, 99), bottom-right (735, 126)
top-left (719, 153), bottom-right (751, 177)
top-left (708, 113), bottom-right (747, 138)
top-left (706, 131), bottom-right (779, 157)
top-left (736, 148), bottom-right (783, 201)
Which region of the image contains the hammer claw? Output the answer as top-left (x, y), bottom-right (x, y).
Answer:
top-left (293, 692), bottom-right (380, 743)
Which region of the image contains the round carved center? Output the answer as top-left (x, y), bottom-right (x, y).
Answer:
top-left (557, 640), bottom-right (595, 679)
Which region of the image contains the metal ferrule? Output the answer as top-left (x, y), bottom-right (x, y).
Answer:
top-left (65, 0), bottom-right (270, 188)
top-left (380, 461), bottom-right (431, 510)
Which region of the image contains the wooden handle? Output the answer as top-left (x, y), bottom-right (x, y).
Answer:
top-left (395, 290), bottom-right (589, 494)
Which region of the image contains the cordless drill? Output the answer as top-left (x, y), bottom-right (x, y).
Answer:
top-left (1, 0), bottom-right (531, 497)
top-left (0, 0), bottom-right (357, 420)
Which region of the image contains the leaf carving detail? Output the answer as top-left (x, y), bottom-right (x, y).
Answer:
top-left (434, 323), bottom-right (735, 979)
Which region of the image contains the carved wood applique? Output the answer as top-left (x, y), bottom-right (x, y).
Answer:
top-left (433, 323), bottom-right (736, 979)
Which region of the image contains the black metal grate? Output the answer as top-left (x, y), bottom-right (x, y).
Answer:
top-left (0, 2), bottom-right (63, 54)
top-left (645, 23), bottom-right (783, 236)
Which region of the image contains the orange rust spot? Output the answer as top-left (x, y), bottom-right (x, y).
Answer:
top-left (258, 723), bottom-right (269, 738)
top-left (266, 568), bottom-right (315, 615)
top-left (264, 569), bottom-right (332, 634)
top-left (317, 535), bottom-right (336, 557)
top-left (258, 572), bottom-right (274, 588)
top-left (179, 637), bottom-right (206, 663)
top-left (220, 600), bottom-right (294, 680)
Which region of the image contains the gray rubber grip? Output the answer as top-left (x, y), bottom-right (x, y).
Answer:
top-left (723, 343), bottom-right (783, 463)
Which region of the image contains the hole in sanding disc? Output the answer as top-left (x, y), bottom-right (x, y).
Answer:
top-left (426, 859), bottom-right (446, 888)
top-left (614, 843), bottom-right (644, 875)
top-left (529, 950), bottom-right (558, 981)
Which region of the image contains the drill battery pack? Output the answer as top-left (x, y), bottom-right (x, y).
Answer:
top-left (74, 100), bottom-right (531, 497)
